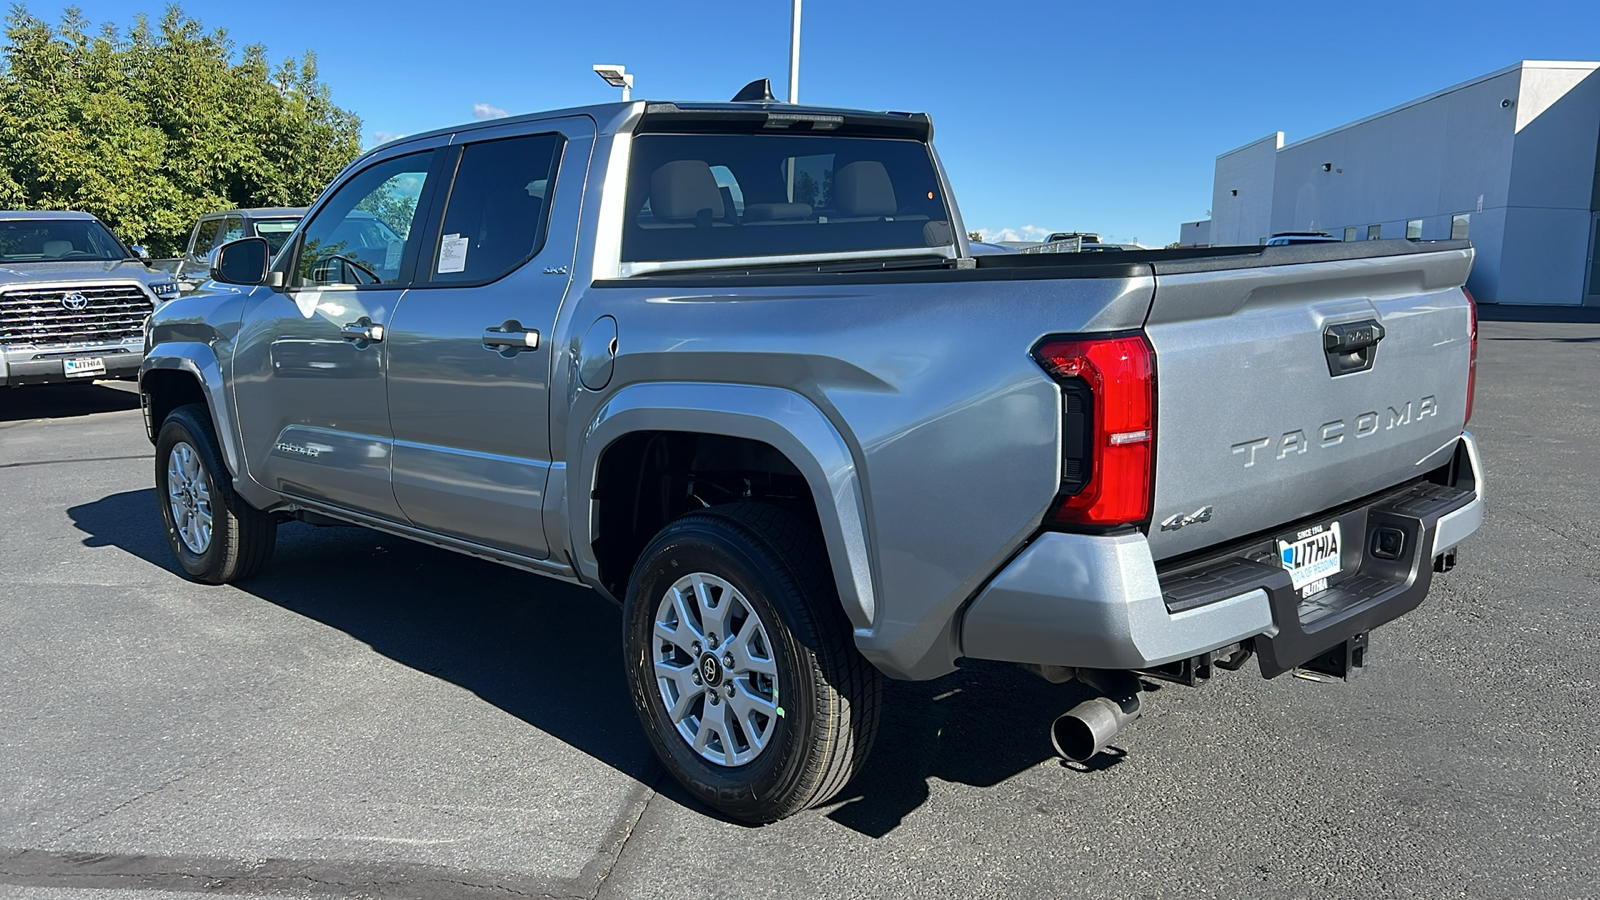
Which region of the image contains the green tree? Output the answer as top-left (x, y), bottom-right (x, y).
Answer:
top-left (794, 171), bottom-right (819, 209)
top-left (0, 4), bottom-right (362, 255)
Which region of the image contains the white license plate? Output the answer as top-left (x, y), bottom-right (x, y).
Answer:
top-left (63, 357), bottom-right (106, 379)
top-left (1278, 521), bottom-right (1342, 593)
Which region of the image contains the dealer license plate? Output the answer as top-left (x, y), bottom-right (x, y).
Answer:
top-left (1277, 521), bottom-right (1342, 595)
top-left (63, 357), bottom-right (106, 379)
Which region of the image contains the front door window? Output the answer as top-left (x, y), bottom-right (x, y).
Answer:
top-left (294, 152), bottom-right (434, 288)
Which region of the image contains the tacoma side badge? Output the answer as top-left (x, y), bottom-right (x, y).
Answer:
top-left (1160, 506), bottom-right (1214, 532)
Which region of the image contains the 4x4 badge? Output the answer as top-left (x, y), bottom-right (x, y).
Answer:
top-left (1160, 506), bottom-right (1213, 532)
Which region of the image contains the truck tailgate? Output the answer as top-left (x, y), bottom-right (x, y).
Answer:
top-left (1143, 241), bottom-right (1474, 561)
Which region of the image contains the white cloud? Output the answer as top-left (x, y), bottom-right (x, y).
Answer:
top-left (974, 224), bottom-right (1052, 243)
top-left (370, 130), bottom-right (403, 145)
top-left (473, 102), bottom-right (510, 121)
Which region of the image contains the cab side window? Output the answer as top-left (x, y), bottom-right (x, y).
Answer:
top-left (294, 151), bottom-right (434, 288)
top-left (426, 134), bottom-right (563, 284)
top-left (222, 216), bottom-right (245, 243)
top-left (190, 219), bottom-right (220, 259)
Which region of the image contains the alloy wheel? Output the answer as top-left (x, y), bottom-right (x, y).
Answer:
top-left (652, 572), bottom-right (781, 766)
top-left (166, 440), bottom-right (214, 555)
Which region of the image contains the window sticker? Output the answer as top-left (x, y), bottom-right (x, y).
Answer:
top-left (438, 233), bottom-right (469, 273)
top-left (383, 240), bottom-right (404, 271)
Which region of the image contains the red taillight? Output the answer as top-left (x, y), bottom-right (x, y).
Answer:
top-left (1034, 334), bottom-right (1155, 527)
top-left (1463, 288), bottom-right (1478, 423)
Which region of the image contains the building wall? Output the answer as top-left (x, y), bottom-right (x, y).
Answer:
top-left (1271, 68), bottom-right (1520, 244)
top-left (1182, 61), bottom-right (1600, 304)
top-left (1209, 133), bottom-right (1281, 246)
top-left (1500, 65), bottom-right (1600, 304)
top-left (1267, 62), bottom-right (1600, 305)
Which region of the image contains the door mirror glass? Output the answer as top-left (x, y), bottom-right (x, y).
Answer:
top-left (212, 237), bottom-right (271, 286)
top-left (129, 244), bottom-right (150, 259)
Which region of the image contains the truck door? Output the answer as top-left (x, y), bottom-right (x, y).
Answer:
top-left (231, 143), bottom-right (448, 522)
top-left (383, 117), bottom-right (593, 559)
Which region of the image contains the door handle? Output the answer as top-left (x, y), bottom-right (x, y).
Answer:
top-left (482, 321), bottom-right (539, 352)
top-left (340, 318), bottom-right (384, 344)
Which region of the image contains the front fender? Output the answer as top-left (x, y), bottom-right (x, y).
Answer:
top-left (573, 381), bottom-right (877, 630)
top-left (139, 341), bottom-right (249, 493)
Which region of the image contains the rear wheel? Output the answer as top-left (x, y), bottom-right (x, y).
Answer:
top-left (154, 404), bottom-right (276, 584)
top-left (623, 502), bottom-right (880, 823)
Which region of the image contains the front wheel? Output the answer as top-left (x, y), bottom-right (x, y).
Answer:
top-left (623, 502), bottom-right (881, 823)
top-left (154, 404), bottom-right (276, 584)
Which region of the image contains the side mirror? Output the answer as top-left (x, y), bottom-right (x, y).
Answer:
top-left (130, 244), bottom-right (150, 259)
top-left (212, 237), bottom-right (272, 286)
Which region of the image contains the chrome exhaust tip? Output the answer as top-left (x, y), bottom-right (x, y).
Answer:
top-left (1050, 697), bottom-right (1139, 762)
top-left (1050, 670), bottom-right (1143, 762)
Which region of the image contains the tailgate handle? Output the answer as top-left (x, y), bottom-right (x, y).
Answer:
top-left (1323, 320), bottom-right (1385, 376)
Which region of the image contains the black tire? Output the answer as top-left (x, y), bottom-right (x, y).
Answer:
top-left (624, 501), bottom-right (881, 823)
top-left (154, 403), bottom-right (276, 584)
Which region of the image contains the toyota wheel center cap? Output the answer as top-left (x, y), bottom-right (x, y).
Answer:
top-left (698, 653), bottom-right (724, 687)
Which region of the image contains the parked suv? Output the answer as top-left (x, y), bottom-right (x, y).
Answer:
top-left (141, 97), bottom-right (1484, 822)
top-left (1, 211), bottom-right (179, 387)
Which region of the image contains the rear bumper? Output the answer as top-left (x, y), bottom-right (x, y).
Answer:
top-left (1, 341), bottom-right (144, 387)
top-left (960, 431), bottom-right (1484, 676)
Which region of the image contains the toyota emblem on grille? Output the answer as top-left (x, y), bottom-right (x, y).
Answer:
top-left (61, 292), bottom-right (88, 311)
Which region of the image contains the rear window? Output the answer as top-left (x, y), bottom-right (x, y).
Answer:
top-left (621, 134), bottom-right (953, 267)
top-left (253, 218), bottom-right (301, 253)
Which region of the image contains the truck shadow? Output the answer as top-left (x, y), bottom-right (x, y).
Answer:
top-left (0, 382), bottom-right (141, 422)
top-left (69, 488), bottom-right (1100, 838)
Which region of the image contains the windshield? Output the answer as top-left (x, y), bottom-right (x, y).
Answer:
top-left (621, 133), bottom-right (953, 269)
top-left (0, 218), bottom-right (128, 262)
top-left (251, 217), bottom-right (302, 254)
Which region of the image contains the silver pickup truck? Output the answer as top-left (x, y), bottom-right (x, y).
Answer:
top-left (2, 211), bottom-right (181, 387)
top-left (139, 96), bottom-right (1484, 823)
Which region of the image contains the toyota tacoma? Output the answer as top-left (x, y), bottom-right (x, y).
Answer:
top-left (139, 89), bottom-right (1484, 822)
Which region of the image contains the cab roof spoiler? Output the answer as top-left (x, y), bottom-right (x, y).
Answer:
top-left (636, 101), bottom-right (932, 141)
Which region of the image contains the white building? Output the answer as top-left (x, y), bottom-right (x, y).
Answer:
top-left (1176, 219), bottom-right (1210, 248)
top-left (1181, 61), bottom-right (1600, 306)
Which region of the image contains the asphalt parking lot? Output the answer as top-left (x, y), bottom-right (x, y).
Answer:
top-left (2, 309), bottom-right (1598, 900)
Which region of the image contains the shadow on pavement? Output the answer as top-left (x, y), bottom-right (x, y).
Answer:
top-left (817, 671), bottom-right (1112, 837)
top-left (0, 382), bottom-right (141, 423)
top-left (68, 488), bottom-right (1100, 837)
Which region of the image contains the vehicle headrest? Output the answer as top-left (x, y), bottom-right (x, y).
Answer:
top-left (649, 160), bottom-right (724, 221)
top-left (833, 161), bottom-right (897, 217)
top-left (42, 240), bottom-right (74, 258)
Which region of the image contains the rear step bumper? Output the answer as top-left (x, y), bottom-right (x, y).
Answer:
top-left (960, 432), bottom-right (1484, 676)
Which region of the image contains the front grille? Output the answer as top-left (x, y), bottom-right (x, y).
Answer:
top-left (0, 284), bottom-right (153, 346)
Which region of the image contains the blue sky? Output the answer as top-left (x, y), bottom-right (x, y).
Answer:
top-left (23, 0), bottom-right (1600, 244)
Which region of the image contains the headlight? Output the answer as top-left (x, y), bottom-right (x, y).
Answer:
top-left (149, 280), bottom-right (181, 301)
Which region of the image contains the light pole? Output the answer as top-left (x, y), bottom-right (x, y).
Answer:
top-left (593, 64), bottom-right (633, 101)
top-left (788, 0), bottom-right (801, 103)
